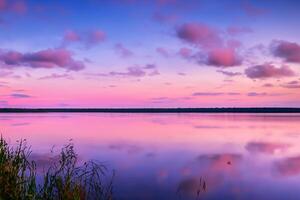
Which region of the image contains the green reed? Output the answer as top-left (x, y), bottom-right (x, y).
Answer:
top-left (0, 137), bottom-right (113, 200)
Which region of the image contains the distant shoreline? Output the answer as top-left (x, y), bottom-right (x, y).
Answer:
top-left (1, 108), bottom-right (300, 113)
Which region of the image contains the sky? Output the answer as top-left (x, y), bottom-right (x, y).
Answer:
top-left (0, 0), bottom-right (299, 108)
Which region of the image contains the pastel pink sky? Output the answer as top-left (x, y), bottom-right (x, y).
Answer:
top-left (0, 0), bottom-right (300, 107)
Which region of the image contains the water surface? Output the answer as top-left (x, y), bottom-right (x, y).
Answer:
top-left (1, 113), bottom-right (300, 199)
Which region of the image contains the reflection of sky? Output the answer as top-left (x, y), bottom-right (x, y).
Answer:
top-left (1, 113), bottom-right (300, 199)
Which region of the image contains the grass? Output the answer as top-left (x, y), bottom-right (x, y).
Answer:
top-left (0, 137), bottom-right (113, 200)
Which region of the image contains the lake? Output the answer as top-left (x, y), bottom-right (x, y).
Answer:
top-left (1, 113), bottom-right (300, 200)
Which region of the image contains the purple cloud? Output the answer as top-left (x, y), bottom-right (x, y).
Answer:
top-left (281, 80), bottom-right (300, 89)
top-left (38, 73), bottom-right (73, 80)
top-left (271, 40), bottom-right (300, 63)
top-left (246, 142), bottom-right (289, 155)
top-left (87, 64), bottom-right (159, 78)
top-left (10, 93), bottom-right (32, 98)
top-left (86, 30), bottom-right (106, 46)
top-left (176, 22), bottom-right (222, 49)
top-left (241, 1), bottom-right (267, 17)
top-left (114, 43), bottom-right (134, 58)
top-left (0, 0), bottom-right (27, 14)
top-left (217, 69), bottom-right (242, 77)
top-left (247, 92), bottom-right (267, 97)
top-left (0, 48), bottom-right (85, 71)
top-left (192, 92), bottom-right (240, 96)
top-left (156, 47), bottom-right (169, 57)
top-left (62, 29), bottom-right (106, 47)
top-left (247, 92), bottom-right (286, 97)
top-left (63, 30), bottom-right (81, 43)
top-left (92, 67), bottom-right (145, 77)
top-left (178, 48), bottom-right (193, 59)
top-left (262, 83), bottom-right (274, 87)
top-left (0, 0), bottom-right (5, 10)
top-left (193, 92), bottom-right (223, 96)
top-left (0, 70), bottom-right (13, 78)
top-left (274, 156), bottom-right (300, 176)
top-left (205, 48), bottom-right (242, 67)
top-left (152, 11), bottom-right (178, 24)
top-left (245, 63), bottom-right (295, 79)
top-left (143, 64), bottom-right (156, 69)
top-left (227, 26), bottom-right (252, 36)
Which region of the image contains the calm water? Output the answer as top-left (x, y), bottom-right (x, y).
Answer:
top-left (1, 113), bottom-right (300, 199)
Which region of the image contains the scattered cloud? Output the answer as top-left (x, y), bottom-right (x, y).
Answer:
top-left (143, 64), bottom-right (156, 69)
top-left (247, 92), bottom-right (267, 97)
top-left (178, 47), bottom-right (193, 59)
top-left (0, 48), bottom-right (85, 71)
top-left (0, 70), bottom-right (13, 78)
top-left (10, 93), bottom-right (32, 98)
top-left (152, 11), bottom-right (178, 24)
top-left (245, 63), bottom-right (295, 79)
top-left (87, 64), bottom-right (159, 78)
top-left (176, 23), bottom-right (243, 67)
top-left (156, 47), bottom-right (169, 57)
top-left (246, 142), bottom-right (289, 155)
top-left (274, 156), bottom-right (300, 176)
top-left (246, 92), bottom-right (285, 97)
top-left (62, 29), bottom-right (106, 48)
top-left (271, 40), bottom-right (300, 63)
top-left (114, 43), bottom-right (134, 58)
top-left (205, 48), bottom-right (242, 67)
top-left (106, 67), bottom-right (146, 77)
top-left (63, 30), bottom-right (81, 43)
top-left (262, 83), bottom-right (274, 87)
top-left (176, 22), bottom-right (222, 49)
top-left (86, 30), bottom-right (106, 47)
top-left (10, 0), bottom-right (27, 14)
top-left (217, 69), bottom-right (242, 77)
top-left (241, 1), bottom-right (267, 17)
top-left (0, 0), bottom-right (27, 14)
top-left (281, 80), bottom-right (300, 89)
top-left (38, 73), bottom-right (73, 80)
top-left (192, 92), bottom-right (240, 96)
top-left (227, 26), bottom-right (252, 36)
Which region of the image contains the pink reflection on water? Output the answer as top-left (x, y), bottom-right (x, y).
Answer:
top-left (1, 113), bottom-right (300, 199)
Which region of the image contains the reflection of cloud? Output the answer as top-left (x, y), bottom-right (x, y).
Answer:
top-left (176, 153), bottom-right (243, 198)
top-left (246, 142), bottom-right (289, 155)
top-left (145, 152), bottom-right (156, 158)
top-left (177, 178), bottom-right (205, 198)
top-left (196, 153), bottom-right (242, 170)
top-left (274, 156), bottom-right (300, 176)
top-left (108, 143), bottom-right (142, 154)
top-left (29, 153), bottom-right (59, 170)
top-left (157, 169), bottom-right (168, 183)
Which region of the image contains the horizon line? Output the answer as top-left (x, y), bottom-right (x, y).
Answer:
top-left (1, 107), bottom-right (300, 113)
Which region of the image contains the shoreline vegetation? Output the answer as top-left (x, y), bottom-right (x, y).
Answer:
top-left (1, 107), bottom-right (300, 113)
top-left (0, 137), bottom-right (113, 200)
